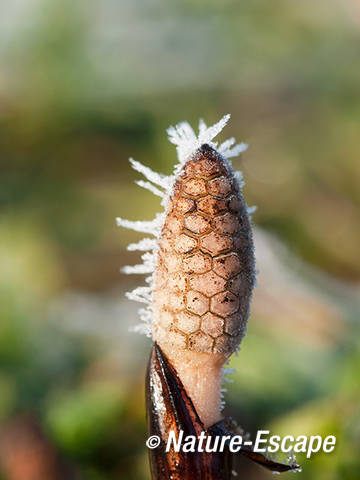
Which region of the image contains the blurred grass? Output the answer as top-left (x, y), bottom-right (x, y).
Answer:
top-left (0, 0), bottom-right (359, 478)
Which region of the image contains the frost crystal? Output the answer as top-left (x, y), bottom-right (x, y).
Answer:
top-left (223, 367), bottom-right (236, 384)
top-left (117, 114), bottom-right (250, 335)
top-left (167, 114), bottom-right (248, 174)
top-left (127, 238), bottom-right (157, 252)
top-left (287, 451), bottom-right (302, 473)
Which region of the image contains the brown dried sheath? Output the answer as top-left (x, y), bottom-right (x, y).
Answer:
top-left (146, 343), bottom-right (232, 480)
top-left (147, 344), bottom-right (301, 479)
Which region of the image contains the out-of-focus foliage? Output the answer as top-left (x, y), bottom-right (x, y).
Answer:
top-left (0, 0), bottom-right (359, 478)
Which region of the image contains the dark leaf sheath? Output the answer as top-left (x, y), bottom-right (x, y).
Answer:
top-left (146, 343), bottom-right (232, 480)
top-left (146, 344), bottom-right (301, 479)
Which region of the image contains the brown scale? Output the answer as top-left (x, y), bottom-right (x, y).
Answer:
top-left (152, 144), bottom-right (255, 357)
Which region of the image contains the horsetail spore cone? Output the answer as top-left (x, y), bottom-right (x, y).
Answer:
top-left (153, 142), bottom-right (255, 356)
top-left (117, 116), bottom-right (299, 478)
top-left (117, 115), bottom-right (254, 425)
top-left (152, 143), bottom-right (255, 428)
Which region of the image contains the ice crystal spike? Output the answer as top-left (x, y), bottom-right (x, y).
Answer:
top-left (167, 114), bottom-right (232, 164)
top-left (135, 180), bottom-right (165, 198)
top-left (167, 114), bottom-right (248, 168)
top-left (117, 115), bottom-right (254, 349)
top-left (129, 158), bottom-right (171, 189)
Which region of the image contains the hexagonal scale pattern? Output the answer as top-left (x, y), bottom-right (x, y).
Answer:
top-left (227, 274), bottom-right (248, 297)
top-left (166, 214), bottom-right (183, 235)
top-left (214, 213), bottom-right (239, 234)
top-left (188, 331), bottom-right (214, 352)
top-left (154, 325), bottom-right (187, 350)
top-left (211, 291), bottom-right (239, 316)
top-left (198, 196), bottom-right (227, 215)
top-left (162, 252), bottom-right (182, 273)
top-left (183, 252), bottom-right (212, 274)
top-left (213, 253), bottom-right (241, 279)
top-left (189, 271), bottom-right (226, 297)
top-left (158, 311), bottom-right (174, 330)
top-left (207, 176), bottom-right (232, 197)
top-left (176, 311), bottom-right (201, 334)
top-left (228, 195), bottom-right (242, 212)
top-left (175, 233), bottom-right (198, 254)
top-left (186, 290), bottom-right (209, 316)
top-left (167, 272), bottom-right (187, 291)
top-left (200, 231), bottom-right (232, 255)
top-left (224, 312), bottom-right (244, 336)
top-left (182, 178), bottom-right (207, 196)
top-left (168, 293), bottom-right (186, 312)
top-left (192, 157), bottom-right (225, 178)
top-left (214, 334), bottom-right (241, 355)
top-left (201, 312), bottom-right (224, 337)
top-left (152, 144), bottom-right (255, 355)
top-left (184, 213), bottom-right (212, 235)
top-left (176, 197), bottom-right (195, 214)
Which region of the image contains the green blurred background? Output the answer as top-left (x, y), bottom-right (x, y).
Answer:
top-left (0, 0), bottom-right (359, 479)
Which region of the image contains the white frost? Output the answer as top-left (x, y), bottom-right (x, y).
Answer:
top-left (167, 114), bottom-right (248, 166)
top-left (223, 367), bottom-right (236, 384)
top-left (129, 157), bottom-right (171, 189)
top-left (247, 205), bottom-right (257, 215)
top-left (116, 213), bottom-right (165, 236)
top-left (234, 170), bottom-right (245, 189)
top-left (122, 264), bottom-right (153, 275)
top-left (135, 180), bottom-right (165, 198)
top-left (117, 115), bottom-right (250, 335)
top-left (126, 286), bottom-right (152, 304)
top-left (127, 238), bottom-right (157, 252)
